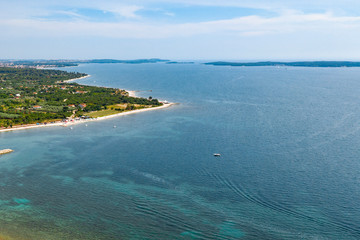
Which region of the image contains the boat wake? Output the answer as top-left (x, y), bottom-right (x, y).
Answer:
top-left (206, 171), bottom-right (360, 237)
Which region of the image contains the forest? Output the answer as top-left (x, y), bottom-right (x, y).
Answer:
top-left (0, 67), bottom-right (161, 127)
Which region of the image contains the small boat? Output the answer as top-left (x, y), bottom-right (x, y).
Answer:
top-left (213, 153), bottom-right (221, 157)
top-left (113, 125), bottom-right (117, 128)
top-left (0, 149), bottom-right (13, 155)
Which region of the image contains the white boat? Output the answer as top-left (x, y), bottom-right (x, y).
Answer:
top-left (213, 153), bottom-right (221, 157)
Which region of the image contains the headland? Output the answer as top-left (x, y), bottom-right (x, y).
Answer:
top-left (0, 67), bottom-right (175, 133)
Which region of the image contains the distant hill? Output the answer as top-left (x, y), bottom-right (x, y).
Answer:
top-left (0, 60), bottom-right (78, 67)
top-left (205, 61), bottom-right (360, 67)
top-left (0, 59), bottom-right (170, 68)
top-left (6, 59), bottom-right (360, 68)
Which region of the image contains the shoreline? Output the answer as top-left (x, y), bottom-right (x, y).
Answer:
top-left (0, 73), bottom-right (176, 133)
top-left (0, 103), bottom-right (176, 133)
top-left (62, 74), bottom-right (91, 83)
top-left (62, 75), bottom-right (137, 98)
top-left (127, 90), bottom-right (137, 97)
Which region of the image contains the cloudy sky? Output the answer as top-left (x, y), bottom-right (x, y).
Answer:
top-left (1, 0), bottom-right (360, 60)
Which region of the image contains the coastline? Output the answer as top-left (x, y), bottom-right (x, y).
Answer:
top-left (127, 90), bottom-right (137, 97)
top-left (61, 74), bottom-right (91, 83)
top-left (0, 73), bottom-right (176, 133)
top-left (0, 103), bottom-right (175, 133)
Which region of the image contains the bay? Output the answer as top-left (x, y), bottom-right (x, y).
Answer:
top-left (1, 63), bottom-right (360, 239)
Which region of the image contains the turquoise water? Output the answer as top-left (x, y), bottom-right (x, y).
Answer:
top-left (1, 63), bottom-right (360, 239)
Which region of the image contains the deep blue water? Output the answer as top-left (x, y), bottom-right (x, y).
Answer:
top-left (1, 63), bottom-right (360, 239)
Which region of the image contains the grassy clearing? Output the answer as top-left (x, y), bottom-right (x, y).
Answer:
top-left (85, 109), bottom-right (119, 118)
top-left (0, 234), bottom-right (16, 240)
top-left (108, 103), bottom-right (127, 109)
top-left (85, 104), bottom-right (157, 118)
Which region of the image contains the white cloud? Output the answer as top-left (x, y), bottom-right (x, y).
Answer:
top-left (97, 5), bottom-right (143, 19)
top-left (117, 6), bottom-right (143, 18)
top-left (2, 0), bottom-right (360, 60)
top-left (164, 12), bottom-right (175, 17)
top-left (54, 10), bottom-right (85, 19)
top-left (3, 11), bottom-right (359, 39)
top-left (0, 2), bottom-right (144, 20)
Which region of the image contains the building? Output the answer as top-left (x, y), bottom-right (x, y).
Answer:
top-left (78, 103), bottom-right (87, 109)
top-left (75, 90), bottom-right (88, 94)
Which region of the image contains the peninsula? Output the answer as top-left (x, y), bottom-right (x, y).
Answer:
top-left (0, 67), bottom-right (170, 131)
top-left (0, 59), bottom-right (169, 68)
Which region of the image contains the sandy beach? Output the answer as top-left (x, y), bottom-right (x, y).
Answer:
top-left (0, 103), bottom-right (176, 133)
top-left (61, 74), bottom-right (91, 83)
top-left (127, 90), bottom-right (137, 97)
top-left (0, 73), bottom-right (176, 133)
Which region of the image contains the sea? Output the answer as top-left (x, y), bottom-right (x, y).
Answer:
top-left (1, 63), bottom-right (360, 239)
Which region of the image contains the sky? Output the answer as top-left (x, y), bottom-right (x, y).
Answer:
top-left (1, 0), bottom-right (360, 60)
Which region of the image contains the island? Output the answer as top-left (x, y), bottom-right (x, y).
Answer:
top-left (0, 67), bottom-right (172, 131)
top-left (205, 61), bottom-right (360, 68)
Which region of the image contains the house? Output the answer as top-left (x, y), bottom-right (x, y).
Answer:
top-left (33, 105), bottom-right (42, 109)
top-left (15, 93), bottom-right (20, 97)
top-left (78, 103), bottom-right (87, 109)
top-left (68, 104), bottom-right (76, 108)
top-left (75, 90), bottom-right (87, 94)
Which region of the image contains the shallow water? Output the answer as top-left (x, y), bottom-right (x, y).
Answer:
top-left (1, 63), bottom-right (360, 239)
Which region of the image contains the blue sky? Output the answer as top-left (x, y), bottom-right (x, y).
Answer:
top-left (1, 0), bottom-right (360, 60)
